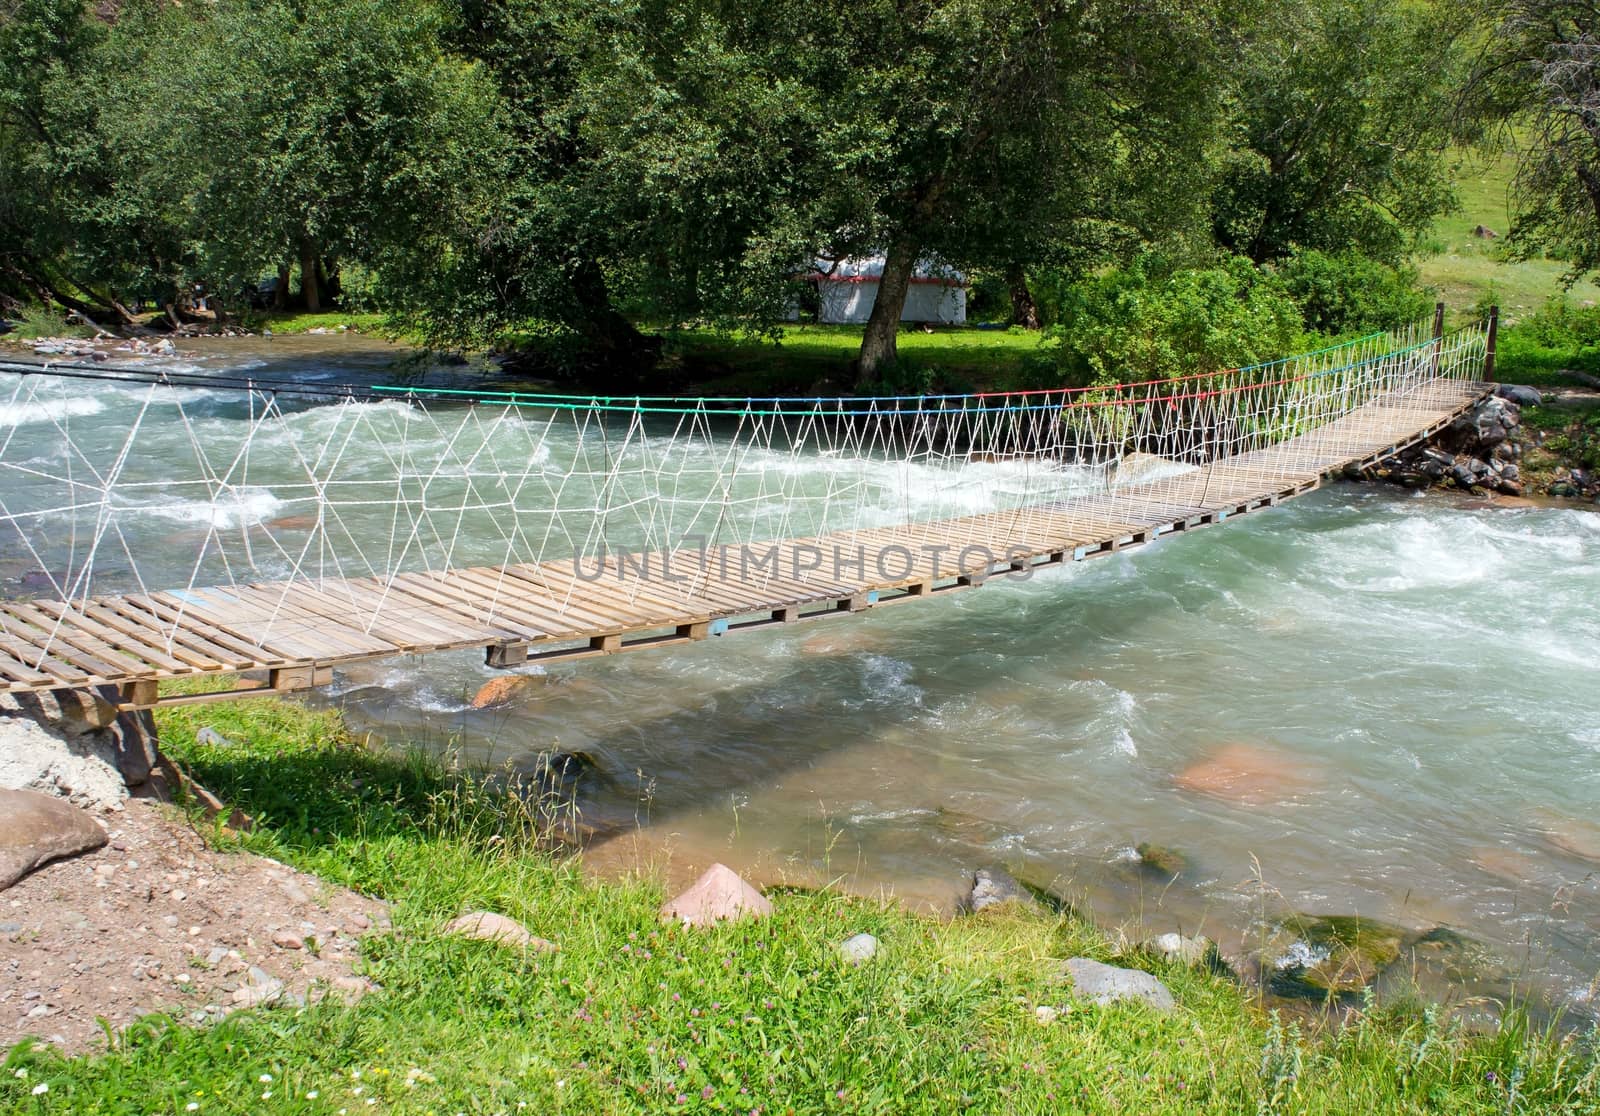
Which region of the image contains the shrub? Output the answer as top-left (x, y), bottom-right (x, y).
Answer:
top-left (1039, 255), bottom-right (1307, 387)
top-left (1277, 249), bottom-right (1432, 335)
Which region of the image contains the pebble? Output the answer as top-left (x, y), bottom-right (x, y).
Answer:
top-left (838, 933), bottom-right (880, 964)
top-left (0, 922), bottom-right (19, 933)
top-left (162, 915), bottom-right (179, 928)
top-left (271, 930), bottom-right (305, 950)
top-left (1034, 1005), bottom-right (1059, 1025)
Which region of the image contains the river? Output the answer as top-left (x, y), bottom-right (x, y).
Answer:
top-left (3, 334), bottom-right (1598, 1017)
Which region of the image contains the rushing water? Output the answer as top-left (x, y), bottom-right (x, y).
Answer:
top-left (4, 336), bottom-right (1599, 1015)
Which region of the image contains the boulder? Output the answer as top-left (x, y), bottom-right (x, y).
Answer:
top-left (1057, 957), bottom-right (1175, 1012)
top-left (838, 933), bottom-right (880, 964)
top-left (969, 866), bottom-right (1034, 913)
top-left (444, 910), bottom-right (557, 951)
top-left (1262, 914), bottom-right (1405, 999)
top-left (0, 788), bottom-right (107, 890)
top-left (1496, 384), bottom-right (1542, 408)
top-left (660, 863), bottom-right (773, 928)
top-left (1135, 843), bottom-right (1188, 878)
top-left (1174, 742), bottom-right (1316, 805)
top-left (470, 674), bottom-right (539, 709)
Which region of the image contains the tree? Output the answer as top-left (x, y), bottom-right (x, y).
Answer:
top-left (800, 0), bottom-right (1237, 381)
top-left (1212, 0), bottom-right (1469, 265)
top-left (1464, 1), bottom-right (1600, 281)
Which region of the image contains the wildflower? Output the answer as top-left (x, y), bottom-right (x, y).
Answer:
top-left (260, 1074), bottom-right (273, 1083)
top-left (261, 1091), bottom-right (273, 1100)
top-left (701, 1086), bottom-right (715, 1100)
top-left (366, 1100), bottom-right (377, 1107)
top-left (32, 1083), bottom-right (48, 1096)
top-left (308, 1091), bottom-right (320, 1099)
top-left (188, 1105), bottom-right (200, 1112)
top-left (12, 1069), bottom-right (25, 1080)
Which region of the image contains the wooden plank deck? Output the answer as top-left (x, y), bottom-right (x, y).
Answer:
top-left (0, 380), bottom-right (1490, 707)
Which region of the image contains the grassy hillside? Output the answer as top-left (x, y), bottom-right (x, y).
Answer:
top-left (1419, 148), bottom-right (1600, 324)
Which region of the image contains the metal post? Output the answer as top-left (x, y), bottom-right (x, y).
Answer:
top-left (1484, 305), bottom-right (1499, 383)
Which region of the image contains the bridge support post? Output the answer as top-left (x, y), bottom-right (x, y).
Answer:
top-left (1484, 305), bottom-right (1499, 382)
top-left (1429, 301), bottom-right (1445, 378)
top-left (487, 643), bottom-right (529, 668)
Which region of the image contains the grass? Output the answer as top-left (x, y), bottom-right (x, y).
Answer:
top-left (242, 310), bottom-right (401, 338)
top-left (663, 325), bottom-right (1044, 396)
top-left (1418, 147), bottom-right (1600, 326)
top-left (0, 305), bottom-right (97, 342)
top-left (3, 697), bottom-right (1597, 1114)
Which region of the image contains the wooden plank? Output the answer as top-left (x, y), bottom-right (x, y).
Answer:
top-left (0, 603), bottom-right (168, 680)
top-left (383, 571), bottom-right (558, 640)
top-left (23, 599), bottom-right (198, 675)
top-left (116, 596), bottom-right (281, 667)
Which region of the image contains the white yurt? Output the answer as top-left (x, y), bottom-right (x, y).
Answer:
top-left (810, 255), bottom-right (967, 325)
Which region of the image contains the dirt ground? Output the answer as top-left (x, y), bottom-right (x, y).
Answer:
top-left (1, 798), bottom-right (389, 1054)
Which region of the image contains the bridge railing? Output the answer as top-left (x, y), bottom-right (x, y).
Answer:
top-left (0, 315), bottom-right (1489, 624)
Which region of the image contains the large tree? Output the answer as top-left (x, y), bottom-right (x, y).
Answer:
top-left (1, 0), bottom-right (500, 321)
top-left (1212, 0), bottom-right (1469, 265)
top-left (1464, 0), bottom-right (1600, 281)
top-left (806, 0), bottom-right (1237, 381)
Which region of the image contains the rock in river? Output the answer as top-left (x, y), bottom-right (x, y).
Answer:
top-left (1262, 915), bottom-right (1405, 999)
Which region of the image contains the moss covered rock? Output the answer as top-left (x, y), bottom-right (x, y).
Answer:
top-left (1264, 914), bottom-right (1406, 999)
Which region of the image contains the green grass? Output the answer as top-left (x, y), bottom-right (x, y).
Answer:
top-left (4, 697), bottom-right (1597, 1114)
top-left (0, 304), bottom-right (97, 342)
top-left (663, 325), bottom-right (1044, 396)
top-left (1419, 148), bottom-right (1600, 325)
top-left (243, 310), bottom-right (400, 338)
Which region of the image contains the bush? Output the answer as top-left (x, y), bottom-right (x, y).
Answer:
top-left (1515, 296), bottom-right (1600, 349)
top-left (1038, 255), bottom-right (1307, 387)
top-left (1277, 249), bottom-right (1432, 335)
top-left (1493, 297), bottom-right (1600, 387)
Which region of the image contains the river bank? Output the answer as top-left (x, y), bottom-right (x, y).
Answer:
top-left (4, 694), bottom-right (1597, 1114)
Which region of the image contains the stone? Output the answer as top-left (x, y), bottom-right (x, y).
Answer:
top-left (0, 788), bottom-right (107, 890)
top-left (443, 911), bottom-right (556, 951)
top-left (1058, 957), bottom-right (1175, 1012)
top-left (0, 698), bottom-right (128, 810)
top-left (1034, 1005), bottom-right (1058, 1025)
top-left (1148, 932), bottom-right (1215, 968)
top-left (1263, 915), bottom-right (1405, 999)
top-left (1135, 843), bottom-right (1188, 878)
top-left (270, 930), bottom-right (304, 950)
top-left (660, 863), bottom-right (773, 928)
top-left (469, 675), bottom-right (538, 709)
top-left (1497, 384), bottom-right (1542, 408)
top-left (969, 867), bottom-right (1033, 913)
top-left (231, 979), bottom-right (283, 1009)
top-left (194, 727), bottom-right (232, 748)
top-left (1174, 742), bottom-right (1315, 805)
top-left (838, 933), bottom-right (879, 964)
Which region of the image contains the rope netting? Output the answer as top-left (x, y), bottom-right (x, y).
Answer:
top-left (0, 317), bottom-right (1489, 660)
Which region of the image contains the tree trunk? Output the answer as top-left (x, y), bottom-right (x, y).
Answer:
top-left (1007, 263), bottom-right (1040, 329)
top-left (857, 240), bottom-right (919, 383)
top-left (570, 258), bottom-right (659, 379)
top-left (273, 263), bottom-right (291, 310)
top-left (299, 238), bottom-right (321, 313)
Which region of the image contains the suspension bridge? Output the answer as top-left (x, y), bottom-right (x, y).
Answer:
top-left (0, 315), bottom-right (1496, 709)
